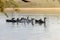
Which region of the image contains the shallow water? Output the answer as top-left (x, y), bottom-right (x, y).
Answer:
top-left (0, 13), bottom-right (60, 40)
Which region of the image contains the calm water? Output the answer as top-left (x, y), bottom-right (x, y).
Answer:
top-left (0, 13), bottom-right (60, 40)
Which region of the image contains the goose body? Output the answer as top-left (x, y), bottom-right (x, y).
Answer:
top-left (22, 0), bottom-right (30, 3)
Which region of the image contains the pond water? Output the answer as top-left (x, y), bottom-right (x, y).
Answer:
top-left (0, 13), bottom-right (60, 40)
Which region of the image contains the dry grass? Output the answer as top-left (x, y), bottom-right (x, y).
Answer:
top-left (3, 0), bottom-right (60, 8)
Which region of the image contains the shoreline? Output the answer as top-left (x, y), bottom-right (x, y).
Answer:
top-left (3, 8), bottom-right (60, 15)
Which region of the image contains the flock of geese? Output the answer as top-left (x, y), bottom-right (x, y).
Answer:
top-left (6, 17), bottom-right (47, 26)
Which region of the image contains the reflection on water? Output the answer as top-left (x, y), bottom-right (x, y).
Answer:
top-left (6, 16), bottom-right (47, 27)
top-left (0, 13), bottom-right (60, 40)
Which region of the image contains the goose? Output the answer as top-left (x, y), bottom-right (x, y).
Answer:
top-left (22, 0), bottom-right (31, 3)
top-left (35, 17), bottom-right (47, 26)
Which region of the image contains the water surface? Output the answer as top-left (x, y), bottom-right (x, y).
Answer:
top-left (0, 13), bottom-right (60, 40)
